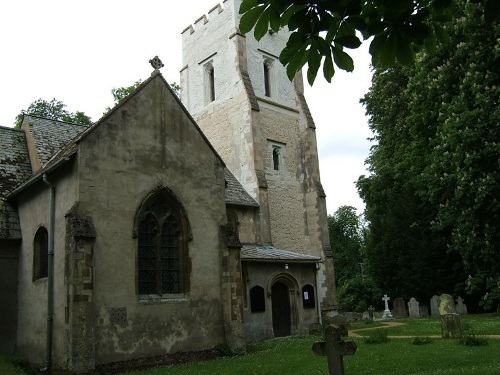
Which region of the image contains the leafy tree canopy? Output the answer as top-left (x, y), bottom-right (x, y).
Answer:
top-left (239, 0), bottom-right (499, 85)
top-left (15, 98), bottom-right (92, 128)
top-left (358, 0), bottom-right (498, 310)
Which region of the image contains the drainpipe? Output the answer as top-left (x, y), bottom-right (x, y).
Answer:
top-left (315, 262), bottom-right (323, 325)
top-left (40, 174), bottom-right (55, 373)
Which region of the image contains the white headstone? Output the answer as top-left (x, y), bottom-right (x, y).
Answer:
top-left (408, 297), bottom-right (420, 317)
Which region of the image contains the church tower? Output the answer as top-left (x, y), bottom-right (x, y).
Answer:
top-left (181, 0), bottom-right (337, 317)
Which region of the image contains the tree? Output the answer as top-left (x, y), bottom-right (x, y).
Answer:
top-left (328, 205), bottom-right (364, 285)
top-left (15, 98), bottom-right (92, 128)
top-left (103, 80), bottom-right (181, 115)
top-left (239, 0), bottom-right (499, 85)
top-left (358, 1), bottom-right (498, 310)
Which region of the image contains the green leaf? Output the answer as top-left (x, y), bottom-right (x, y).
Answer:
top-left (286, 46), bottom-right (309, 80)
top-left (269, 7), bottom-right (281, 32)
top-left (281, 4), bottom-right (304, 27)
top-left (239, 4), bottom-right (266, 34)
top-left (314, 36), bottom-right (332, 56)
top-left (335, 35), bottom-right (362, 49)
top-left (254, 7), bottom-right (271, 40)
top-left (280, 32), bottom-right (307, 64)
top-left (307, 45), bottom-right (322, 85)
top-left (323, 54), bottom-right (335, 83)
top-left (394, 30), bottom-right (414, 65)
top-left (239, 0), bottom-right (260, 14)
top-left (433, 24), bottom-right (449, 44)
top-left (288, 8), bottom-right (308, 31)
top-left (333, 45), bottom-right (354, 72)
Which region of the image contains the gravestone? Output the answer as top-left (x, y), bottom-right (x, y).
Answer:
top-left (438, 294), bottom-right (457, 315)
top-left (392, 298), bottom-right (407, 318)
top-left (312, 315), bottom-right (357, 375)
top-left (382, 295), bottom-right (393, 319)
top-left (441, 313), bottom-right (462, 338)
top-left (430, 295), bottom-right (441, 316)
top-left (419, 305), bottom-right (429, 317)
top-left (362, 311), bottom-right (370, 320)
top-left (408, 297), bottom-right (420, 317)
top-left (456, 296), bottom-right (468, 315)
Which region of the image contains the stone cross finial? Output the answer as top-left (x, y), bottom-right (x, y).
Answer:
top-left (149, 56), bottom-right (164, 71)
top-left (312, 316), bottom-right (357, 375)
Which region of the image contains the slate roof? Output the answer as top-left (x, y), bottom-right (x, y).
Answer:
top-left (23, 115), bottom-right (90, 167)
top-left (241, 243), bottom-right (321, 263)
top-left (0, 126), bottom-right (32, 238)
top-left (224, 169), bottom-right (259, 207)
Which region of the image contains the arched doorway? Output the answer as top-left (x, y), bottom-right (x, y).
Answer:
top-left (271, 282), bottom-right (291, 337)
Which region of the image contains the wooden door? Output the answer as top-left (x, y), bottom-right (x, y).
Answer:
top-left (271, 282), bottom-right (291, 337)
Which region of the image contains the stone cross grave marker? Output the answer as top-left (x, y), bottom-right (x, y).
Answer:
top-left (382, 294), bottom-right (393, 319)
top-left (312, 315), bottom-right (357, 375)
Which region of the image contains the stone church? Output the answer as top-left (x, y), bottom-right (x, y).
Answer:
top-left (0, 0), bottom-right (336, 372)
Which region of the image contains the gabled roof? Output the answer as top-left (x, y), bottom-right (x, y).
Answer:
top-left (241, 243), bottom-right (321, 263)
top-left (0, 126), bottom-right (32, 239)
top-left (2, 73), bottom-right (258, 218)
top-left (22, 115), bottom-right (90, 168)
top-left (0, 126), bottom-right (32, 199)
top-left (224, 168), bottom-right (259, 207)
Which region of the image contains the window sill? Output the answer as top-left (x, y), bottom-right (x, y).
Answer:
top-left (138, 294), bottom-right (190, 305)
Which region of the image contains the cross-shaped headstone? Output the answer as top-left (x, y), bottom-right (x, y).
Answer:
top-left (149, 55), bottom-right (164, 71)
top-left (382, 294), bottom-right (393, 319)
top-left (312, 316), bottom-right (357, 375)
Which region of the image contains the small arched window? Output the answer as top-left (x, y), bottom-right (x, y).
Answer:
top-left (250, 285), bottom-right (266, 312)
top-left (264, 61), bottom-right (272, 97)
top-left (205, 62), bottom-right (215, 104)
top-left (136, 188), bottom-right (191, 296)
top-left (272, 146), bottom-right (280, 171)
top-left (302, 284), bottom-right (315, 309)
top-left (33, 226), bottom-right (48, 281)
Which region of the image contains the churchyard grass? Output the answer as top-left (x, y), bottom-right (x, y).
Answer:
top-left (1, 314), bottom-right (498, 375)
top-left (351, 313), bottom-right (500, 337)
top-left (0, 356), bottom-right (28, 375)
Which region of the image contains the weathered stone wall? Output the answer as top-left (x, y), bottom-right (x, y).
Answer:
top-left (75, 74), bottom-right (228, 365)
top-left (242, 262), bottom-right (319, 343)
top-left (15, 162), bottom-right (78, 367)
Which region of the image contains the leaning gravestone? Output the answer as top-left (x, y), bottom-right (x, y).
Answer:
top-left (408, 297), bottom-right (420, 317)
top-left (430, 295), bottom-right (441, 316)
top-left (393, 298), bottom-right (407, 318)
top-left (441, 313), bottom-right (462, 338)
top-left (438, 294), bottom-right (457, 315)
top-left (456, 296), bottom-right (468, 315)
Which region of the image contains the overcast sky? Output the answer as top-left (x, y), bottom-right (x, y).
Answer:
top-left (0, 0), bottom-right (373, 215)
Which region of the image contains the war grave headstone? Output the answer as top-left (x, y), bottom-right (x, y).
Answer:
top-left (408, 297), bottom-right (420, 317)
top-left (392, 298), bottom-right (407, 318)
top-left (312, 315), bottom-right (357, 375)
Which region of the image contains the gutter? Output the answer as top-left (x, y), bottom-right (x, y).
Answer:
top-left (39, 174), bottom-right (55, 373)
top-left (315, 262), bottom-right (323, 325)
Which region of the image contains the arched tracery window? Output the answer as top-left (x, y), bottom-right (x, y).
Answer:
top-left (135, 188), bottom-right (191, 296)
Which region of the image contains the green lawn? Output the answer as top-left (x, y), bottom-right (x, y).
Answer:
top-left (2, 314), bottom-right (498, 375)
